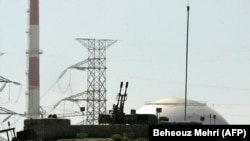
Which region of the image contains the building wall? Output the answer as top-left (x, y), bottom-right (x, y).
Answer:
top-left (23, 119), bottom-right (148, 140)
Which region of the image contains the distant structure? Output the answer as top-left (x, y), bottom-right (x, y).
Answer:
top-left (26, 0), bottom-right (41, 119)
top-left (0, 60), bottom-right (22, 118)
top-left (136, 98), bottom-right (228, 125)
top-left (0, 76), bottom-right (21, 93)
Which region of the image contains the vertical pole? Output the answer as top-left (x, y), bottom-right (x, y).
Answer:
top-left (184, 5), bottom-right (190, 121)
top-left (27, 0), bottom-right (41, 119)
top-left (210, 114), bottom-right (212, 124)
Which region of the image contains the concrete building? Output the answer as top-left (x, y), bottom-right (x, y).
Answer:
top-left (136, 97), bottom-right (228, 125)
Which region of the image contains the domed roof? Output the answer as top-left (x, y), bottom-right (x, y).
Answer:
top-left (136, 97), bottom-right (228, 125)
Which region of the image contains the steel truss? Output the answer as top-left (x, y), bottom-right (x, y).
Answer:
top-left (55, 38), bottom-right (117, 125)
top-left (76, 38), bottom-right (117, 124)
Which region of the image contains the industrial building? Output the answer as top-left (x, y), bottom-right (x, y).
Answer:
top-left (136, 97), bottom-right (228, 125)
top-left (1, 0), bottom-right (240, 140)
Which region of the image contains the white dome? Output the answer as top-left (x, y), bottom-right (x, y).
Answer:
top-left (136, 97), bottom-right (228, 125)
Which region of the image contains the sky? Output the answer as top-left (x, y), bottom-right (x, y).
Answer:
top-left (0, 0), bottom-right (250, 133)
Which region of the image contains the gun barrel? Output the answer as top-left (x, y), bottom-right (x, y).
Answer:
top-left (119, 81), bottom-right (123, 94)
top-left (124, 82), bottom-right (129, 95)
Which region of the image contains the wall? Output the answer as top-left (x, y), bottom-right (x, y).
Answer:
top-left (23, 119), bottom-right (148, 140)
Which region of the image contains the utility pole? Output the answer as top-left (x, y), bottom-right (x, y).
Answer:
top-left (184, 4), bottom-right (190, 121)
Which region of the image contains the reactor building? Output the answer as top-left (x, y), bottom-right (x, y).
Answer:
top-left (136, 97), bottom-right (228, 125)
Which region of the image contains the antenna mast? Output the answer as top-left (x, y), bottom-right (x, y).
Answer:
top-left (184, 4), bottom-right (190, 121)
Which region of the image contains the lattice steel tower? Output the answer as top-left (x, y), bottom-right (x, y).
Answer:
top-left (76, 38), bottom-right (117, 124)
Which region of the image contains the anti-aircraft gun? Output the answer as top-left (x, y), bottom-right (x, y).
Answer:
top-left (111, 81), bottom-right (128, 124)
top-left (98, 81), bottom-right (128, 124)
top-left (98, 81), bottom-right (158, 125)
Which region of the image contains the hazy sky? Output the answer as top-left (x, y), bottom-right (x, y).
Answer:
top-left (0, 0), bottom-right (250, 132)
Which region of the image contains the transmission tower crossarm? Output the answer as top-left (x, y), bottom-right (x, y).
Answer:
top-left (53, 100), bottom-right (63, 109)
top-left (76, 38), bottom-right (118, 50)
top-left (68, 59), bottom-right (89, 70)
top-left (0, 107), bottom-right (18, 115)
top-left (0, 76), bottom-right (11, 83)
top-left (53, 91), bottom-right (88, 110)
top-left (0, 83), bottom-right (7, 92)
top-left (0, 76), bottom-right (21, 85)
top-left (62, 91), bottom-right (87, 101)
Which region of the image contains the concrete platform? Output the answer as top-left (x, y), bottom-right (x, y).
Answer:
top-left (58, 138), bottom-right (112, 141)
top-left (23, 118), bottom-right (148, 140)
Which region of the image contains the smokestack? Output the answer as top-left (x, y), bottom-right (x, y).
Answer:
top-left (26, 0), bottom-right (41, 118)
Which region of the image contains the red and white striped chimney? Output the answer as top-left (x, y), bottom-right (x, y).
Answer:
top-left (26, 0), bottom-right (41, 118)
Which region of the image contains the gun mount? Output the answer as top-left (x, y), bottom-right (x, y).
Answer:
top-left (112, 81), bottom-right (128, 124)
top-left (98, 81), bottom-right (158, 125)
